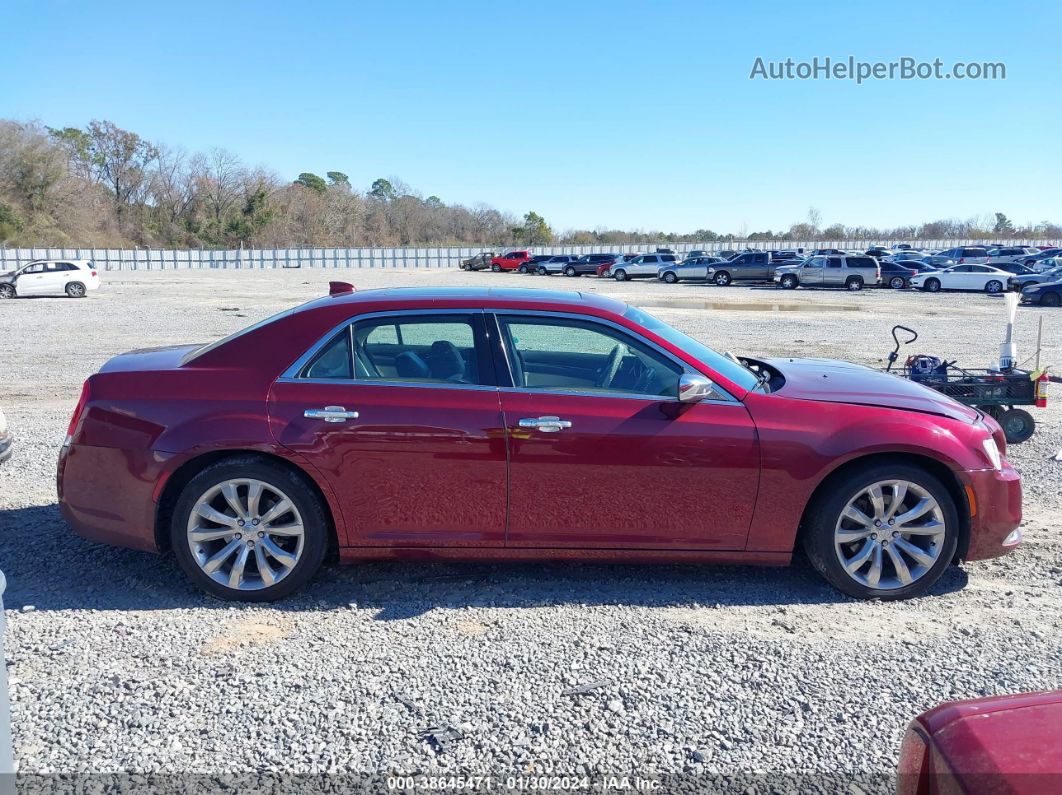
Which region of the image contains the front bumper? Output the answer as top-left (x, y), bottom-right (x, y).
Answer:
top-left (962, 463), bottom-right (1023, 561)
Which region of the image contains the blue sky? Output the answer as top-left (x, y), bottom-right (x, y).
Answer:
top-left (3, 0), bottom-right (1059, 233)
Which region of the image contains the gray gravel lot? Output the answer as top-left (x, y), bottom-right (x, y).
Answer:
top-left (1, 269), bottom-right (1060, 788)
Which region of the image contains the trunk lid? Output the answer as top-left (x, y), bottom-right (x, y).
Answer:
top-left (98, 344), bottom-right (203, 373)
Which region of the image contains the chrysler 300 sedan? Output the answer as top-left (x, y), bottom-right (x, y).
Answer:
top-left (58, 285), bottom-right (1022, 602)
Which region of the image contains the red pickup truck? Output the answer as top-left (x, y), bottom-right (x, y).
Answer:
top-left (490, 251), bottom-right (531, 272)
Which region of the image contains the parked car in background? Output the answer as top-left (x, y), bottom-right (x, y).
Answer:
top-left (57, 284), bottom-right (1022, 601)
top-left (705, 251), bottom-right (774, 286)
top-left (460, 252), bottom-right (494, 271)
top-left (1008, 261), bottom-right (1062, 291)
top-left (658, 256), bottom-right (726, 283)
top-left (811, 248), bottom-right (846, 256)
top-left (490, 251), bottom-right (531, 272)
top-left (0, 260), bottom-right (100, 299)
top-left (1022, 247), bottom-right (1062, 267)
top-left (612, 253), bottom-right (677, 280)
top-left (1020, 279), bottom-right (1062, 306)
top-left (986, 246), bottom-right (1041, 266)
top-left (519, 255), bottom-right (554, 274)
top-left (879, 260), bottom-right (923, 289)
top-left (684, 250), bottom-right (708, 259)
top-left (774, 255), bottom-right (880, 290)
top-left (0, 407), bottom-right (11, 465)
top-left (891, 243), bottom-right (913, 250)
top-left (562, 253), bottom-right (618, 277)
top-left (990, 262), bottom-right (1036, 276)
top-left (770, 250), bottom-right (803, 263)
top-left (864, 247), bottom-right (890, 258)
top-left (898, 691), bottom-right (1062, 795)
top-left (536, 255), bottom-right (579, 275)
top-left (600, 254), bottom-right (639, 277)
top-left (909, 264), bottom-right (1013, 293)
top-left (710, 250), bottom-right (739, 259)
top-left (925, 247), bottom-right (990, 266)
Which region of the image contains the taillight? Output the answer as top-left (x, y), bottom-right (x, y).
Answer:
top-left (91, 271), bottom-right (98, 277)
top-left (958, 258), bottom-right (965, 263)
top-left (896, 726), bottom-right (932, 795)
top-left (66, 379), bottom-right (92, 442)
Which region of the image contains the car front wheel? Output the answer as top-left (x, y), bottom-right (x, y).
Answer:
top-left (0, 284), bottom-right (15, 299)
top-left (803, 463), bottom-right (958, 600)
top-left (491, 264), bottom-right (501, 272)
top-left (984, 280), bottom-right (1003, 294)
top-left (779, 274), bottom-right (798, 289)
top-left (713, 271), bottom-right (732, 286)
top-left (564, 266), bottom-right (578, 277)
top-left (613, 269), bottom-right (627, 281)
top-left (171, 457), bottom-right (329, 601)
top-left (662, 271), bottom-right (678, 284)
top-left (1041, 292), bottom-right (1061, 307)
top-left (923, 278), bottom-right (941, 292)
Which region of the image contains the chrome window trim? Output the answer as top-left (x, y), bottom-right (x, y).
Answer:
top-left (490, 309), bottom-right (739, 405)
top-left (279, 308), bottom-right (489, 382)
top-left (274, 376), bottom-right (500, 393)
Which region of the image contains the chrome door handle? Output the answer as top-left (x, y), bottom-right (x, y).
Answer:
top-left (518, 416), bottom-right (572, 433)
top-left (304, 406), bottom-right (359, 423)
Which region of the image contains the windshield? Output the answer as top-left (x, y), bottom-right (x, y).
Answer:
top-left (622, 305), bottom-right (760, 393)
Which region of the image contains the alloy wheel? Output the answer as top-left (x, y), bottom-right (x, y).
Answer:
top-left (187, 478), bottom-right (305, 592)
top-left (833, 480), bottom-right (946, 591)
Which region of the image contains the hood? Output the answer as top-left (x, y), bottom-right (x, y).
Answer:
top-left (0, 271), bottom-right (15, 282)
top-left (765, 357), bottom-right (980, 423)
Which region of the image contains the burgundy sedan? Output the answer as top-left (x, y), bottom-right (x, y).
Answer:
top-left (58, 285), bottom-right (1022, 601)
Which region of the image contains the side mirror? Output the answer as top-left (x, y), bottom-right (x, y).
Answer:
top-left (677, 373), bottom-right (715, 403)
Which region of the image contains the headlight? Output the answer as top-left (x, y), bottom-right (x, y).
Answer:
top-left (981, 437), bottom-right (1002, 470)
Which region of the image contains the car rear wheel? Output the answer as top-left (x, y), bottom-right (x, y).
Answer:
top-left (779, 274), bottom-right (798, 289)
top-left (662, 271), bottom-right (678, 284)
top-left (171, 458), bottom-right (329, 601)
top-left (1041, 292), bottom-right (1061, 307)
top-left (846, 277), bottom-right (863, 291)
top-left (0, 284), bottom-right (14, 299)
top-left (985, 280), bottom-right (1003, 294)
top-left (613, 269), bottom-right (628, 281)
top-left (804, 463), bottom-right (958, 600)
top-left (998, 408), bottom-right (1035, 444)
top-left (889, 276), bottom-right (906, 289)
top-left (66, 281), bottom-right (87, 298)
top-left (923, 278), bottom-right (941, 293)
top-left (564, 266), bottom-right (578, 277)
top-left (713, 271), bottom-right (732, 286)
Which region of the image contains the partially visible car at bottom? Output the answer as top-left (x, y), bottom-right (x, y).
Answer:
top-left (1020, 279), bottom-right (1062, 306)
top-left (0, 260), bottom-right (100, 299)
top-left (909, 264), bottom-right (1014, 293)
top-left (658, 256), bottom-right (726, 283)
top-left (774, 255), bottom-right (880, 290)
top-left (57, 284), bottom-right (1022, 602)
top-left (0, 407), bottom-right (11, 465)
top-left (898, 691), bottom-right (1062, 795)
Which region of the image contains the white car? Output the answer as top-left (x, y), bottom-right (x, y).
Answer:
top-left (909, 264), bottom-right (1013, 294)
top-left (0, 407), bottom-right (10, 465)
top-left (611, 253), bottom-right (678, 281)
top-left (0, 259), bottom-right (100, 299)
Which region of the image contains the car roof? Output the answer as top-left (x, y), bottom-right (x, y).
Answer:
top-left (298, 286), bottom-right (628, 315)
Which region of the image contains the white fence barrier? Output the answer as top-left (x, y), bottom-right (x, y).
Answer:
top-left (1, 240), bottom-right (1060, 272)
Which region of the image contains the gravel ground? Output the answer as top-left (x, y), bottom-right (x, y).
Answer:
top-left (1, 268), bottom-right (1060, 790)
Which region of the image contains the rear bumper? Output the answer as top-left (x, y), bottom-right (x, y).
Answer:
top-left (962, 464), bottom-right (1023, 561)
top-left (57, 442), bottom-right (163, 553)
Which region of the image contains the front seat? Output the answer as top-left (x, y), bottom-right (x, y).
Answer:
top-left (394, 351), bottom-right (430, 379)
top-left (428, 340), bottom-right (466, 381)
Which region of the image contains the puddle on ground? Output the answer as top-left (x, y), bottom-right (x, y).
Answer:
top-left (635, 298), bottom-right (862, 312)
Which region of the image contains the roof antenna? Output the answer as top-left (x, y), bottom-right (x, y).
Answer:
top-left (329, 281), bottom-right (355, 296)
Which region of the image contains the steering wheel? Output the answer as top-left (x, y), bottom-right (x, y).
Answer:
top-left (598, 344), bottom-right (624, 388)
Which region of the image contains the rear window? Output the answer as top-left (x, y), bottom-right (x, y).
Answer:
top-left (963, 248), bottom-right (988, 257)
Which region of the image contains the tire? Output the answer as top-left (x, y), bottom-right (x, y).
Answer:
top-left (713, 271), bottom-right (732, 286)
top-left (65, 281), bottom-right (87, 298)
top-left (0, 284), bottom-right (14, 299)
top-left (1041, 292), bottom-right (1061, 307)
top-left (846, 277), bottom-right (863, 291)
top-left (537, 267), bottom-right (548, 276)
top-left (985, 280), bottom-right (1003, 294)
top-left (517, 264), bottom-right (528, 274)
top-left (780, 274), bottom-right (798, 290)
top-left (923, 278), bottom-right (941, 293)
top-left (491, 264), bottom-right (501, 272)
top-left (803, 462), bottom-right (959, 600)
top-left (614, 269), bottom-right (628, 282)
top-left (662, 271), bottom-right (678, 284)
top-left (998, 408), bottom-right (1035, 444)
top-left (564, 265), bottom-right (578, 277)
top-left (889, 276), bottom-right (906, 290)
top-left (171, 457), bottom-right (329, 601)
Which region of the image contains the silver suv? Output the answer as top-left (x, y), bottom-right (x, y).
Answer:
top-left (774, 255), bottom-right (880, 291)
